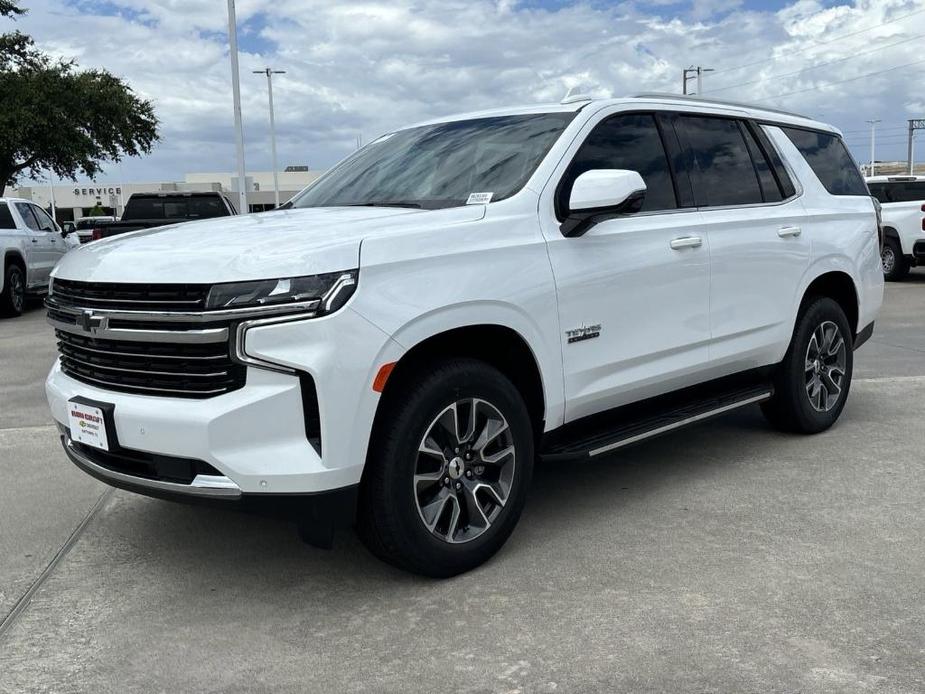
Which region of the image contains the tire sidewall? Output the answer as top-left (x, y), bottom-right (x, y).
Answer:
top-left (882, 238), bottom-right (907, 281)
top-left (785, 298), bottom-right (853, 431)
top-left (369, 360), bottom-right (534, 574)
top-left (3, 265), bottom-right (25, 317)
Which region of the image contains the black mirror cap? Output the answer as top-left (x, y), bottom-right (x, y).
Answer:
top-left (560, 189), bottom-right (646, 238)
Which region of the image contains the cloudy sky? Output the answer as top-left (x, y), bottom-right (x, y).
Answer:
top-left (7, 0), bottom-right (925, 183)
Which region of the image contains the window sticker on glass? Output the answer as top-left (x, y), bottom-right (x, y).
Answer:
top-left (466, 192), bottom-right (493, 205)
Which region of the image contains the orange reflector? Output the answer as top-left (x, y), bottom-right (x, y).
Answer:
top-left (372, 362), bottom-right (397, 392)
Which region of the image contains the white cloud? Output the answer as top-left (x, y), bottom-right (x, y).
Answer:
top-left (8, 0), bottom-right (925, 182)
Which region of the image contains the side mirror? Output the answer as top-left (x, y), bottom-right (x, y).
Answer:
top-left (561, 169), bottom-right (647, 237)
top-left (62, 223), bottom-right (75, 235)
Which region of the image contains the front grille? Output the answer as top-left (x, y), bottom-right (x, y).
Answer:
top-left (52, 278), bottom-right (210, 312)
top-left (56, 330), bottom-right (245, 398)
top-left (49, 278), bottom-right (246, 399)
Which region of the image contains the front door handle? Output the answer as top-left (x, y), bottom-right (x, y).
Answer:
top-left (670, 236), bottom-right (703, 250)
top-left (31, 238), bottom-right (38, 243)
top-left (778, 226), bottom-right (802, 237)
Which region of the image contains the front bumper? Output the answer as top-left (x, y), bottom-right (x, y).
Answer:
top-left (46, 306), bottom-right (402, 498)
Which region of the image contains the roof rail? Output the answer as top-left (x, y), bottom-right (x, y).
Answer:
top-left (630, 93), bottom-right (809, 119)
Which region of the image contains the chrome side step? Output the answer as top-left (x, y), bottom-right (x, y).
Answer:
top-left (540, 379), bottom-right (773, 463)
top-left (587, 391), bottom-right (771, 457)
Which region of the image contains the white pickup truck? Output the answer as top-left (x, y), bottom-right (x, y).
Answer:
top-left (866, 176), bottom-right (925, 280)
top-left (1, 197), bottom-right (68, 316)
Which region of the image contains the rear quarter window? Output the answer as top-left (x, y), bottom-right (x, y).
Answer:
top-left (0, 202), bottom-right (15, 229)
top-left (781, 127), bottom-right (868, 196)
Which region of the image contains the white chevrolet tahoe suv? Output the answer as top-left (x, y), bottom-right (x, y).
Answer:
top-left (45, 95), bottom-right (883, 576)
top-left (1, 197), bottom-right (68, 316)
top-left (866, 175), bottom-right (925, 281)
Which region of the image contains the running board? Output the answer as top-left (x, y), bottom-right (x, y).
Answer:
top-left (540, 379), bottom-right (773, 463)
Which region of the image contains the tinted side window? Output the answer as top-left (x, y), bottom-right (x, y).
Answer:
top-left (868, 181), bottom-right (925, 204)
top-left (740, 123), bottom-right (782, 203)
top-left (31, 205), bottom-right (57, 231)
top-left (781, 127), bottom-right (867, 196)
top-left (0, 202), bottom-right (15, 229)
top-left (14, 203), bottom-right (41, 231)
top-left (677, 116), bottom-right (764, 207)
top-left (559, 113), bottom-right (677, 215)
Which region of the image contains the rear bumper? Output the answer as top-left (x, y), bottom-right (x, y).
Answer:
top-left (913, 240), bottom-right (925, 262)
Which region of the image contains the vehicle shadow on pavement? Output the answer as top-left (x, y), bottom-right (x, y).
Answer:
top-left (106, 405), bottom-right (778, 587)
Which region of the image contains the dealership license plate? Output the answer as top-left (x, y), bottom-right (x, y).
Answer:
top-left (67, 400), bottom-right (110, 451)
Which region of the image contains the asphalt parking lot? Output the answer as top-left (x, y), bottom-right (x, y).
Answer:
top-left (1, 274), bottom-right (924, 694)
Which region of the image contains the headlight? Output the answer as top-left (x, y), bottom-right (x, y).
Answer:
top-left (206, 270), bottom-right (357, 313)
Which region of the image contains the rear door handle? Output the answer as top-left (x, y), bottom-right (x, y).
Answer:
top-left (30, 238), bottom-right (38, 243)
top-left (670, 236), bottom-right (703, 250)
top-left (778, 226), bottom-right (802, 237)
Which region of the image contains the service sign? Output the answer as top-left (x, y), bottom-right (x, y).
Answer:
top-left (68, 400), bottom-right (110, 451)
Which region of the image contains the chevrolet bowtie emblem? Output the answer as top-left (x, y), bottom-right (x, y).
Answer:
top-left (80, 310), bottom-right (107, 333)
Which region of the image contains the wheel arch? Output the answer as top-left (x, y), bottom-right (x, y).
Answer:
top-left (800, 270), bottom-right (860, 337)
top-left (374, 323), bottom-right (549, 443)
top-left (3, 249), bottom-right (27, 291)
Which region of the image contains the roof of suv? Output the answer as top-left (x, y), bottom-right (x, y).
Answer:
top-left (409, 94), bottom-right (837, 134)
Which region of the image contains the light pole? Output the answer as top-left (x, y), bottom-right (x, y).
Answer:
top-left (226, 0), bottom-right (248, 215)
top-left (253, 67), bottom-right (285, 208)
top-left (866, 119), bottom-right (880, 177)
top-left (683, 66), bottom-right (714, 95)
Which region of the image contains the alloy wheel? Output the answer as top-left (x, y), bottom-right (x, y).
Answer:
top-left (804, 320), bottom-right (847, 412)
top-left (413, 398), bottom-right (516, 544)
top-left (10, 270), bottom-right (24, 313)
top-left (881, 247), bottom-right (895, 274)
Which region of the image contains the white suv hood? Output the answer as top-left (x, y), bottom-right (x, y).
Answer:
top-left (52, 205), bottom-right (484, 284)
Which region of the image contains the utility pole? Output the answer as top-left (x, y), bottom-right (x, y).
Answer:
top-left (253, 67), bottom-right (285, 208)
top-left (866, 120), bottom-right (881, 177)
top-left (47, 175), bottom-right (56, 222)
top-left (683, 66), bottom-right (714, 95)
top-left (226, 0), bottom-right (248, 215)
top-left (908, 119), bottom-right (925, 175)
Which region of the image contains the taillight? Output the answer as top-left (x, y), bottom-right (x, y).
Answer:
top-left (873, 198), bottom-right (884, 250)
top-left (91, 228), bottom-right (103, 240)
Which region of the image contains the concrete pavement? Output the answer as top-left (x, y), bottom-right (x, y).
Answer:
top-left (1, 275), bottom-right (923, 693)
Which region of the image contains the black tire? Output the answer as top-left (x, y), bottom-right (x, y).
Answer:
top-left (881, 237), bottom-right (909, 281)
top-left (357, 358), bottom-right (534, 577)
top-left (0, 263), bottom-right (26, 317)
top-left (762, 297), bottom-right (853, 434)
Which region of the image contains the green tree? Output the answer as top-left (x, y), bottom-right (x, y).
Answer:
top-left (0, 2), bottom-right (159, 195)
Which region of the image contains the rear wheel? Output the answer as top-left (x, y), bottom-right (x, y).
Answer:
top-left (762, 297), bottom-right (853, 434)
top-left (358, 358), bottom-right (534, 577)
top-left (881, 237), bottom-right (909, 281)
top-left (0, 264), bottom-right (26, 317)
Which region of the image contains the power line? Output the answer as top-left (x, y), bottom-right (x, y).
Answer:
top-left (709, 5), bottom-right (925, 77)
top-left (705, 32), bottom-right (923, 94)
top-left (761, 57), bottom-right (925, 101)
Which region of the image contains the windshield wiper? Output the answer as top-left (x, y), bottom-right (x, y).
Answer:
top-left (346, 201), bottom-right (423, 209)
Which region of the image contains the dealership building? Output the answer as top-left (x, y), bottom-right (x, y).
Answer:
top-left (10, 168), bottom-right (323, 222)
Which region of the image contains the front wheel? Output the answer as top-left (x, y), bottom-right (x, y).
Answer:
top-left (881, 237), bottom-right (909, 281)
top-left (357, 358), bottom-right (534, 577)
top-left (762, 297), bottom-right (853, 434)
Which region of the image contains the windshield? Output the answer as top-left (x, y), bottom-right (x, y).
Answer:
top-left (292, 112), bottom-right (575, 210)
